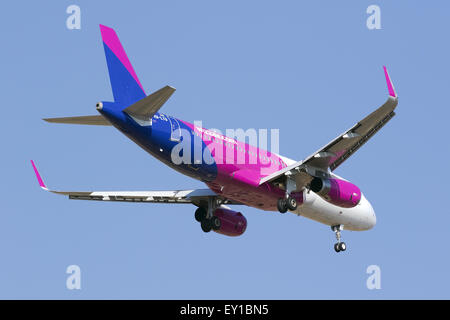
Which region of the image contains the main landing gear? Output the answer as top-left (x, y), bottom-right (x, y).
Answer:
top-left (277, 196), bottom-right (297, 213)
top-left (277, 176), bottom-right (298, 214)
top-left (195, 207), bottom-right (221, 232)
top-left (332, 225), bottom-right (347, 253)
top-left (194, 197), bottom-right (222, 233)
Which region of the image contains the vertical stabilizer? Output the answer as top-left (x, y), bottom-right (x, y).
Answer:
top-left (99, 24), bottom-right (146, 106)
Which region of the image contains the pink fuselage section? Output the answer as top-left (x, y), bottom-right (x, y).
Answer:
top-left (179, 120), bottom-right (301, 211)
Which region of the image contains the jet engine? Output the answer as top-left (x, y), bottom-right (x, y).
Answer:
top-left (213, 208), bottom-right (247, 237)
top-left (310, 177), bottom-right (361, 208)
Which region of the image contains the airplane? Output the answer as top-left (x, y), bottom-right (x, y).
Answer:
top-left (31, 24), bottom-right (398, 252)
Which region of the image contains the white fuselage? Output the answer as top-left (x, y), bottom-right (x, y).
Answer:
top-left (296, 191), bottom-right (376, 231)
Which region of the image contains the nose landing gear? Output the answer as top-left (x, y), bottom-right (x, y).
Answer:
top-left (332, 225), bottom-right (347, 252)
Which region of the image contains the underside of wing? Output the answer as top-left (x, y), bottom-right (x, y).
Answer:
top-left (30, 161), bottom-right (240, 207)
top-left (259, 66), bottom-right (398, 190)
top-left (304, 95), bottom-right (397, 171)
top-left (54, 189), bottom-right (220, 205)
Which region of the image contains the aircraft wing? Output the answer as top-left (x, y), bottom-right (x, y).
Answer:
top-left (30, 161), bottom-right (240, 206)
top-left (260, 66), bottom-right (398, 188)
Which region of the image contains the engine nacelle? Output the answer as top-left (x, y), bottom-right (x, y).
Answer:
top-left (310, 177), bottom-right (361, 208)
top-left (213, 208), bottom-right (247, 237)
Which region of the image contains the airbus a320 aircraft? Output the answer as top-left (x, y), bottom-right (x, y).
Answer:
top-left (31, 25), bottom-right (398, 252)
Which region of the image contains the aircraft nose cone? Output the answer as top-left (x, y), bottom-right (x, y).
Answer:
top-left (368, 211), bottom-right (376, 229)
top-left (366, 200), bottom-right (376, 229)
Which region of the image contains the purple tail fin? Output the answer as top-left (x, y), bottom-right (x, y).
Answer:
top-left (100, 24), bottom-right (146, 106)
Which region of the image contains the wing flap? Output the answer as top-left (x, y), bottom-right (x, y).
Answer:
top-left (56, 189), bottom-right (218, 204)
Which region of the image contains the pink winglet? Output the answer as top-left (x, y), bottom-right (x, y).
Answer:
top-left (383, 66), bottom-right (397, 98)
top-left (99, 24), bottom-right (145, 93)
top-left (30, 160), bottom-right (47, 189)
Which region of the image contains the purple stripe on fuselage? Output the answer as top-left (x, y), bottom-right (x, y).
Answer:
top-left (99, 24), bottom-right (145, 94)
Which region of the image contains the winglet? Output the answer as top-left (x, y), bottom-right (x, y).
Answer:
top-left (383, 66), bottom-right (397, 98)
top-left (30, 160), bottom-right (48, 190)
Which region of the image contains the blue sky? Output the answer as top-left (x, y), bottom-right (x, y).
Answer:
top-left (1, 1), bottom-right (449, 299)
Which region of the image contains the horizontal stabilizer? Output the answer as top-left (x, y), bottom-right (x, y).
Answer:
top-left (43, 115), bottom-right (111, 126)
top-left (123, 85), bottom-right (175, 120)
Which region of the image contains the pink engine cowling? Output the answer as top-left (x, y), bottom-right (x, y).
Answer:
top-left (310, 177), bottom-right (361, 208)
top-left (213, 208), bottom-right (247, 237)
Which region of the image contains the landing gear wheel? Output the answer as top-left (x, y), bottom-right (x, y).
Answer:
top-left (338, 242), bottom-right (346, 252)
top-left (195, 207), bottom-right (207, 222)
top-left (287, 196), bottom-right (297, 211)
top-left (210, 216), bottom-right (221, 230)
top-left (200, 219), bottom-right (212, 233)
top-left (334, 243), bottom-right (341, 252)
top-left (332, 225), bottom-right (347, 253)
top-left (277, 198), bottom-right (288, 213)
